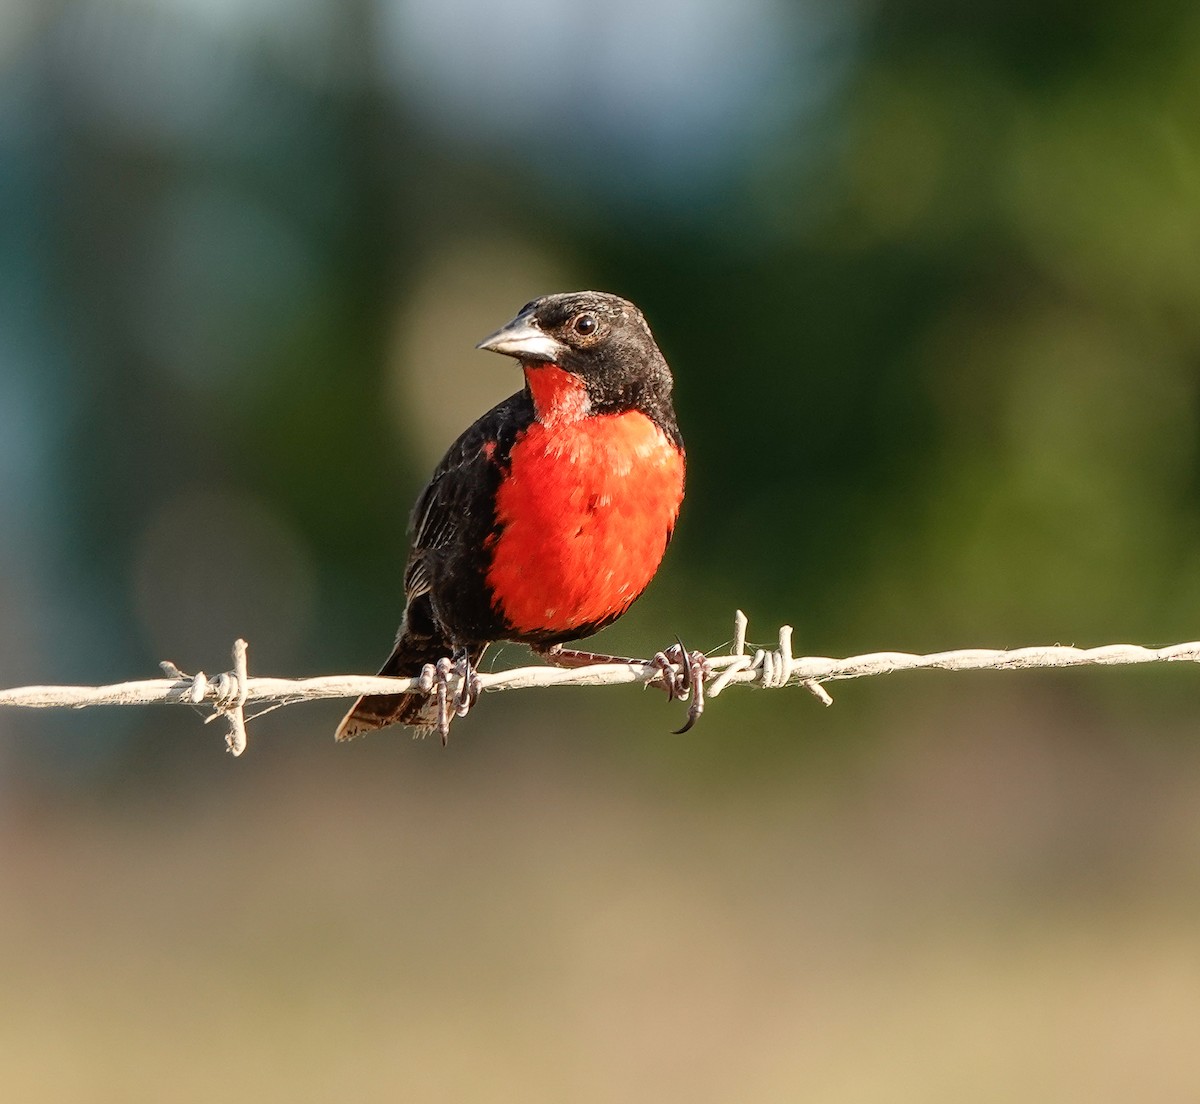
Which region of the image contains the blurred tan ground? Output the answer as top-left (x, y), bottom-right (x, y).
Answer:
top-left (3, 691), bottom-right (1200, 1102)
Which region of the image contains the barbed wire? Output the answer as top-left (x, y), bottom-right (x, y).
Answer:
top-left (2, 611), bottom-right (1198, 756)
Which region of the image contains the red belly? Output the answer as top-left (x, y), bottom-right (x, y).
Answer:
top-left (487, 410), bottom-right (685, 636)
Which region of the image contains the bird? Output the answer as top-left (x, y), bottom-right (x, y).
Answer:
top-left (336, 290), bottom-right (696, 743)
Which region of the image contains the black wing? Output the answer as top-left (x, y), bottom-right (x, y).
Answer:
top-left (403, 390), bottom-right (533, 640)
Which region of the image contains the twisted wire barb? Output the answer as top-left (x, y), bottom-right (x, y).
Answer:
top-left (2, 613), bottom-right (1199, 755)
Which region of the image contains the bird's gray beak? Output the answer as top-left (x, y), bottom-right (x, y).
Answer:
top-left (476, 317), bottom-right (562, 362)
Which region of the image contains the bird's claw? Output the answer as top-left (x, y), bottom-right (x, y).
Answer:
top-left (652, 640), bottom-right (711, 734)
top-left (454, 649), bottom-right (482, 718)
top-left (425, 651), bottom-right (481, 745)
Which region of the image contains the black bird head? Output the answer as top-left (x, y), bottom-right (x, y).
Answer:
top-left (477, 291), bottom-right (676, 422)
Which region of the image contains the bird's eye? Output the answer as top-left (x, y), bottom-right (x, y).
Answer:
top-left (572, 314), bottom-right (598, 336)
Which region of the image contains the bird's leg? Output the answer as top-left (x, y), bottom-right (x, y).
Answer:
top-left (532, 642), bottom-right (649, 668)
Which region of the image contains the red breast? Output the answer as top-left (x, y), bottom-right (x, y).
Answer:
top-left (487, 364), bottom-right (685, 635)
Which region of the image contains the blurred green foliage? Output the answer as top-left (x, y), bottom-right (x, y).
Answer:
top-left (3, 0), bottom-right (1200, 775)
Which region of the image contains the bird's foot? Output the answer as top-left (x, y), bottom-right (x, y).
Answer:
top-left (651, 640), bottom-right (711, 734)
top-left (535, 640), bottom-right (710, 733)
top-left (417, 650), bottom-right (481, 745)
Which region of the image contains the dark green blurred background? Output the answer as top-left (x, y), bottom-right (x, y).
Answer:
top-left (4, 0), bottom-right (1200, 1098)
